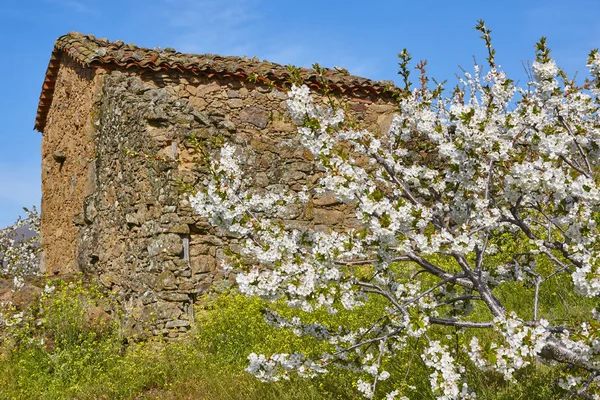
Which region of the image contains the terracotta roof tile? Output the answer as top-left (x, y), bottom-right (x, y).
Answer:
top-left (35, 32), bottom-right (396, 132)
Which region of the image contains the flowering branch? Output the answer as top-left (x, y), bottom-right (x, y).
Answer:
top-left (191, 25), bottom-right (600, 399)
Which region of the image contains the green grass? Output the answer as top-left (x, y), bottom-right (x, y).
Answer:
top-left (0, 280), bottom-right (359, 400)
top-left (0, 270), bottom-right (593, 399)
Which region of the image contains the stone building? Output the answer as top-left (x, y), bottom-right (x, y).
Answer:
top-left (35, 32), bottom-right (398, 337)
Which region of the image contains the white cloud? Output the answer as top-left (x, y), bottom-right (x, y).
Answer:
top-left (161, 0), bottom-right (260, 55)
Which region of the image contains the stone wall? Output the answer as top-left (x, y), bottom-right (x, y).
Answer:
top-left (40, 56), bottom-right (100, 276)
top-left (48, 65), bottom-right (397, 338)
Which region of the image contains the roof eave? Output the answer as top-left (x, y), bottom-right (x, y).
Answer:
top-left (34, 32), bottom-right (398, 133)
top-left (34, 48), bottom-right (64, 132)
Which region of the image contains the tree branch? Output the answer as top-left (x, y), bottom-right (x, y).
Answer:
top-left (407, 252), bottom-right (474, 289)
top-left (429, 317), bottom-right (494, 329)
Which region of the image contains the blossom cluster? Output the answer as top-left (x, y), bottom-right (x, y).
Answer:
top-left (468, 314), bottom-right (549, 381)
top-left (422, 341), bottom-right (475, 400)
top-left (246, 352), bottom-right (327, 382)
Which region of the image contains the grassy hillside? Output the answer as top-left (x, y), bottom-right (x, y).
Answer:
top-left (0, 271), bottom-right (588, 400)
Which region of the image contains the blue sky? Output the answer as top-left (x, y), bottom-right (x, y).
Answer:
top-left (1, 0), bottom-right (599, 228)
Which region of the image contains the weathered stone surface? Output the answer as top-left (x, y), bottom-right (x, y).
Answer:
top-left (166, 319), bottom-right (191, 328)
top-left (227, 98), bottom-right (244, 108)
top-left (313, 209), bottom-right (345, 225)
top-left (191, 111), bottom-right (210, 125)
top-left (279, 204), bottom-right (303, 219)
top-left (240, 106), bottom-right (268, 129)
top-left (125, 212), bottom-right (143, 226)
top-left (155, 301), bottom-right (182, 320)
top-left (84, 199), bottom-right (97, 224)
top-left (271, 120), bottom-right (295, 133)
top-left (159, 292), bottom-right (190, 302)
top-left (189, 96), bottom-right (207, 110)
top-left (99, 272), bottom-right (121, 289)
top-left (253, 172), bottom-right (269, 187)
top-left (191, 255), bottom-right (216, 275)
top-left (219, 119), bottom-right (237, 131)
top-left (40, 57), bottom-right (98, 276)
top-left (148, 233), bottom-right (183, 257)
top-left (40, 50), bottom-right (398, 339)
top-left (72, 212), bottom-right (85, 226)
top-left (84, 305), bottom-right (112, 331)
top-left (156, 270), bottom-right (177, 290)
top-left (313, 192), bottom-right (341, 206)
top-left (189, 243), bottom-right (210, 256)
top-left (167, 224), bottom-right (190, 234)
top-left (194, 82), bottom-right (221, 97)
top-left (270, 89), bottom-right (287, 100)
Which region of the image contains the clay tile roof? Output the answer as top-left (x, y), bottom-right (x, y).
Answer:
top-left (35, 32), bottom-right (397, 132)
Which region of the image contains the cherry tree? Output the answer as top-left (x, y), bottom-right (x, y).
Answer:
top-left (0, 207), bottom-right (40, 282)
top-left (191, 22), bottom-right (600, 399)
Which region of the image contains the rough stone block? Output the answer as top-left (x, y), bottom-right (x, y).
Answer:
top-left (167, 223), bottom-right (190, 234)
top-left (84, 199), bottom-right (98, 223)
top-left (227, 98), bottom-right (244, 108)
top-left (156, 301), bottom-right (182, 320)
top-left (313, 192), bottom-right (341, 206)
top-left (177, 281), bottom-right (195, 291)
top-left (125, 212), bottom-right (142, 226)
top-left (99, 273), bottom-right (121, 289)
top-left (219, 119), bottom-right (237, 131)
top-left (148, 233), bottom-right (183, 257)
top-left (313, 209), bottom-right (345, 225)
top-left (271, 120), bottom-right (295, 133)
top-left (166, 319), bottom-right (191, 329)
top-left (281, 170), bottom-right (306, 182)
top-left (194, 82), bottom-right (221, 97)
top-left (189, 243), bottom-right (210, 256)
top-left (189, 96), bottom-right (207, 110)
top-left (253, 172), bottom-right (269, 187)
top-left (279, 204), bottom-right (303, 219)
top-left (178, 270), bottom-right (192, 277)
top-left (156, 270), bottom-right (177, 290)
top-left (240, 106), bottom-right (268, 129)
top-left (191, 255), bottom-right (216, 275)
top-left (159, 292), bottom-right (190, 302)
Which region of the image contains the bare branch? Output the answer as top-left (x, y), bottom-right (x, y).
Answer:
top-left (535, 203), bottom-right (567, 236)
top-left (524, 266), bottom-right (542, 321)
top-left (541, 337), bottom-right (600, 372)
top-left (484, 159), bottom-right (494, 202)
top-left (452, 252), bottom-right (505, 318)
top-left (435, 295), bottom-right (482, 307)
top-left (475, 231), bottom-right (490, 278)
top-left (371, 337), bottom-right (389, 397)
top-left (357, 280), bottom-right (404, 311)
top-left (559, 154), bottom-right (590, 179)
top-left (407, 252), bottom-right (474, 289)
top-left (429, 317), bottom-right (494, 329)
top-left (335, 256), bottom-right (411, 266)
top-left (372, 153), bottom-right (421, 206)
top-left (403, 272), bottom-right (467, 306)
